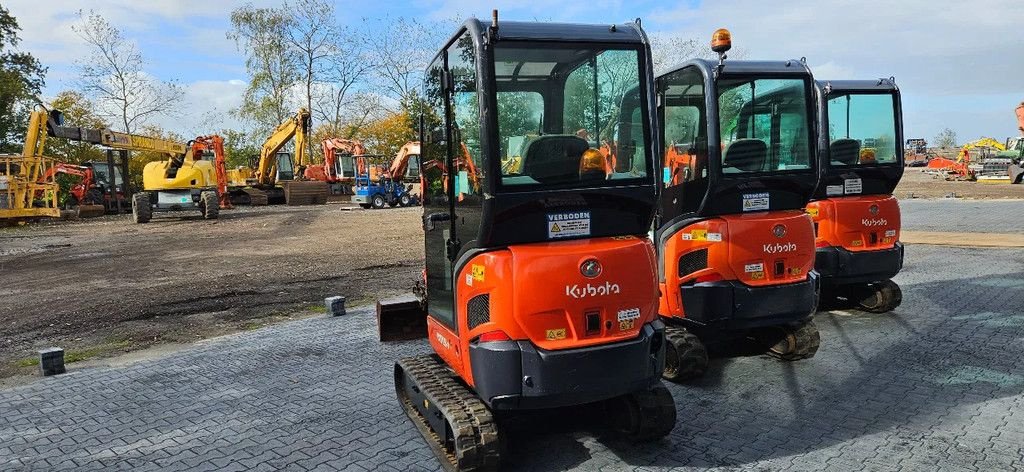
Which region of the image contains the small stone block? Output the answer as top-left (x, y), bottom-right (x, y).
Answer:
top-left (39, 348), bottom-right (65, 376)
top-left (325, 296), bottom-right (346, 316)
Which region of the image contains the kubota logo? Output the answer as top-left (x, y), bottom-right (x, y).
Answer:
top-left (862, 218), bottom-right (888, 227)
top-left (763, 242), bottom-right (798, 254)
top-left (565, 282), bottom-right (621, 299)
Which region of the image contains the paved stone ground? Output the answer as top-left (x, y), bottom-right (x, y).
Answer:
top-left (901, 199), bottom-right (1024, 234)
top-left (2, 243), bottom-right (1023, 471)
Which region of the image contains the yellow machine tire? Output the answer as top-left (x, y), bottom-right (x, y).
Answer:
top-left (132, 193), bottom-right (152, 224)
top-left (200, 191), bottom-right (219, 219)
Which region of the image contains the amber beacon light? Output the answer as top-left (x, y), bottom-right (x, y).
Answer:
top-left (711, 28), bottom-right (732, 53)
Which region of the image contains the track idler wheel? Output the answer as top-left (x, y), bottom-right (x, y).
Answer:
top-left (395, 355), bottom-right (501, 472)
top-left (856, 279), bottom-right (902, 313)
top-left (763, 320), bottom-right (821, 361)
top-left (662, 326), bottom-right (708, 382)
top-left (607, 384), bottom-right (677, 441)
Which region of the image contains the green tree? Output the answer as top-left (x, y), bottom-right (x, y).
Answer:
top-left (228, 4), bottom-right (299, 137)
top-left (0, 5), bottom-right (46, 152)
top-left (46, 91), bottom-right (108, 163)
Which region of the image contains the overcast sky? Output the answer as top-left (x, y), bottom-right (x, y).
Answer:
top-left (6, 0), bottom-right (1023, 143)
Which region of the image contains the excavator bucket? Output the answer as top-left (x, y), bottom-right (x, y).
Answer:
top-left (76, 204), bottom-right (106, 218)
top-left (376, 293), bottom-right (427, 342)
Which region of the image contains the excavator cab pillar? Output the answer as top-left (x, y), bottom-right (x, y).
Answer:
top-left (808, 79), bottom-right (905, 312)
top-left (389, 15), bottom-right (676, 471)
top-left (654, 43), bottom-right (822, 381)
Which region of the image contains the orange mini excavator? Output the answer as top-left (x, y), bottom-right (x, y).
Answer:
top-left (385, 13), bottom-right (676, 471)
top-left (807, 78), bottom-right (905, 312)
top-left (653, 30), bottom-right (822, 381)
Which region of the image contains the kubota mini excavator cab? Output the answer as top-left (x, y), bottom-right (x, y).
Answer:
top-left (653, 30), bottom-right (821, 381)
top-left (807, 78), bottom-right (905, 312)
top-left (391, 13), bottom-right (676, 471)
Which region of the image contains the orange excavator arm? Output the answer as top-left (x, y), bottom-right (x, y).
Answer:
top-left (191, 135), bottom-right (232, 209)
top-left (1016, 102), bottom-right (1024, 135)
top-left (388, 141), bottom-right (420, 181)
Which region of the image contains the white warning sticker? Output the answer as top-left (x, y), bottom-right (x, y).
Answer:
top-left (707, 232), bottom-right (722, 242)
top-left (547, 211), bottom-right (591, 239)
top-left (826, 185), bottom-right (844, 196)
top-left (885, 229), bottom-right (897, 238)
top-left (617, 308), bottom-right (641, 322)
top-left (742, 192), bottom-right (770, 212)
top-left (844, 178), bottom-right (863, 195)
top-left (744, 262), bottom-right (765, 273)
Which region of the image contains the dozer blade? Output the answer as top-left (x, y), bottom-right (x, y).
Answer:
top-left (377, 293), bottom-right (427, 342)
top-left (395, 355), bottom-right (501, 472)
top-left (76, 204), bottom-right (106, 218)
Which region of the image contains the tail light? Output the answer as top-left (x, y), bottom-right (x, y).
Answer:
top-left (477, 330), bottom-right (511, 343)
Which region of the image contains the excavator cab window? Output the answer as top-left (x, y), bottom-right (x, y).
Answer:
top-left (495, 44), bottom-right (651, 189)
top-left (723, 78), bottom-right (812, 174)
top-left (826, 92), bottom-right (899, 166)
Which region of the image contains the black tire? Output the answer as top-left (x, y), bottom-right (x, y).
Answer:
top-left (131, 193), bottom-right (151, 224)
top-left (200, 191), bottom-right (219, 219)
top-left (764, 320), bottom-right (821, 361)
top-left (662, 326), bottom-right (708, 382)
top-left (609, 385), bottom-right (677, 441)
top-left (371, 194), bottom-right (386, 209)
top-left (399, 193), bottom-right (412, 207)
top-left (857, 279), bottom-right (902, 313)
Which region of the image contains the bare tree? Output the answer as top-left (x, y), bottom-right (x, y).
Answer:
top-left (366, 16), bottom-right (454, 108)
top-left (73, 11), bottom-right (183, 134)
top-left (649, 34), bottom-right (708, 73)
top-left (313, 25), bottom-right (375, 130)
top-left (284, 0), bottom-right (337, 118)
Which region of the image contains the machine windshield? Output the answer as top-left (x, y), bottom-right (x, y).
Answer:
top-left (719, 78), bottom-right (812, 174)
top-left (827, 93), bottom-right (898, 166)
top-left (491, 44), bottom-right (651, 190)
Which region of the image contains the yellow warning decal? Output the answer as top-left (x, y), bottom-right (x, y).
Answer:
top-left (550, 223), bottom-right (561, 233)
top-left (750, 271), bottom-right (765, 280)
top-left (545, 329), bottom-right (567, 340)
top-left (471, 264), bottom-right (485, 282)
top-left (691, 229), bottom-right (708, 241)
top-left (806, 208), bottom-right (819, 218)
top-left (851, 240), bottom-right (863, 247)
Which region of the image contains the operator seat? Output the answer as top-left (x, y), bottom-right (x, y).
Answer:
top-left (830, 139), bottom-right (861, 165)
top-left (520, 135), bottom-right (590, 183)
top-left (722, 138), bottom-right (767, 172)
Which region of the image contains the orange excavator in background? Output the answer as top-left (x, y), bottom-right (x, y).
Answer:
top-left (36, 163), bottom-right (107, 217)
top-left (189, 135), bottom-right (232, 209)
top-left (304, 138), bottom-right (367, 188)
top-left (386, 141), bottom-right (420, 182)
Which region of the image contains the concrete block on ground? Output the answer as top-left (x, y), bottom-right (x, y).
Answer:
top-left (325, 296), bottom-right (346, 316)
top-left (39, 347), bottom-right (65, 376)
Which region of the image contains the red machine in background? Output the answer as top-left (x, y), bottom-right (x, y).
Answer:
top-left (189, 135), bottom-right (232, 210)
top-left (305, 138), bottom-right (368, 185)
top-left (36, 163), bottom-right (107, 217)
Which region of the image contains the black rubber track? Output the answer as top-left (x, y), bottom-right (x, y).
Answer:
top-left (395, 355), bottom-right (501, 472)
top-left (765, 320), bottom-right (821, 361)
top-left (662, 325), bottom-right (708, 382)
top-left (857, 279), bottom-right (903, 313)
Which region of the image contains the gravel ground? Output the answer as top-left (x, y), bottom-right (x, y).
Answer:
top-left (0, 204), bottom-right (423, 378)
top-left (897, 168), bottom-right (1024, 199)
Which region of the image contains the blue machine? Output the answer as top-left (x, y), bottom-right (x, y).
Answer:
top-left (352, 164), bottom-right (417, 209)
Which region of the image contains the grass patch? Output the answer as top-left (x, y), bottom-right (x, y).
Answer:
top-left (307, 304), bottom-right (328, 314)
top-left (15, 357), bottom-right (39, 368)
top-left (239, 321), bottom-right (264, 331)
top-left (63, 339), bottom-right (133, 364)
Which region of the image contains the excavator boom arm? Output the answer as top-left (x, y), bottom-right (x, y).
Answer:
top-left (256, 108), bottom-right (311, 186)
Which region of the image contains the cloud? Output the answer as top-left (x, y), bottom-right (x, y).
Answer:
top-left (649, 0), bottom-right (1024, 139)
